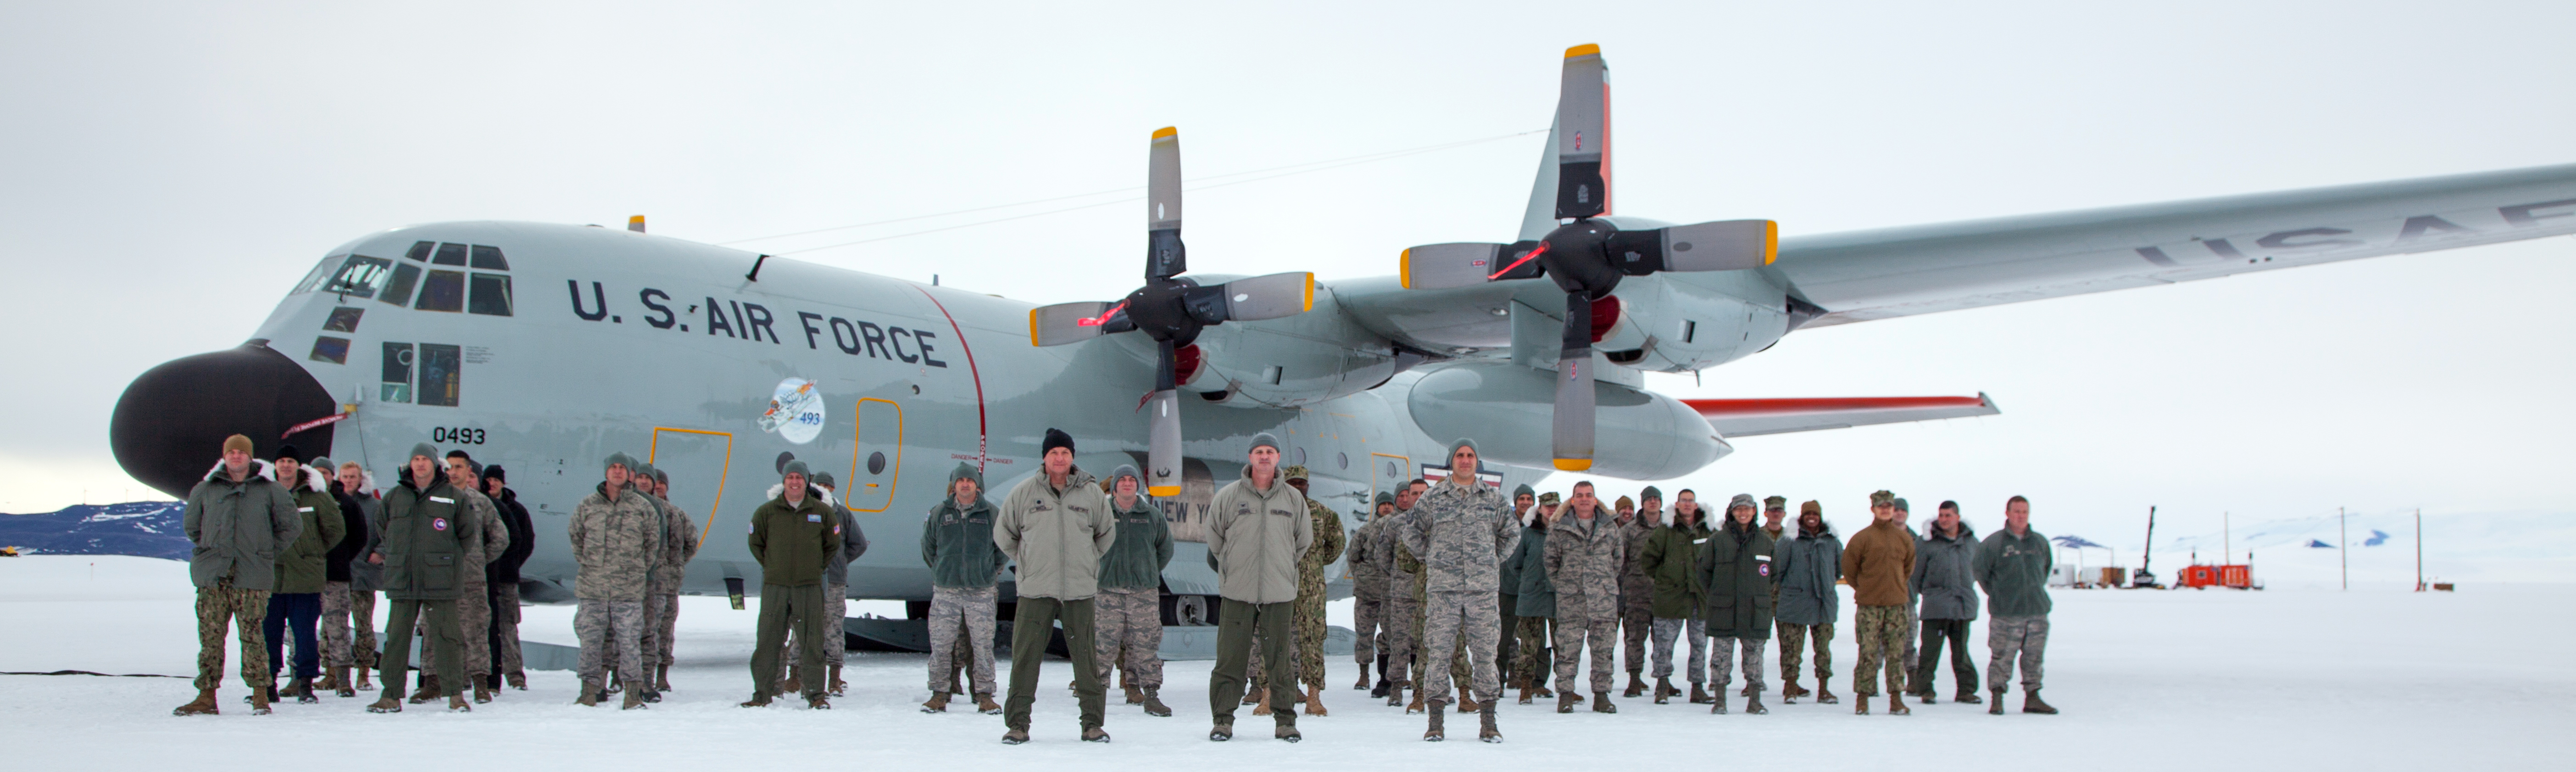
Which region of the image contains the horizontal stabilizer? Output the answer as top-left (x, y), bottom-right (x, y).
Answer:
top-left (1686, 393), bottom-right (1998, 437)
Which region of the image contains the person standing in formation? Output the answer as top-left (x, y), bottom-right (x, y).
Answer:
top-left (1511, 492), bottom-right (1559, 705)
top-left (1975, 495), bottom-right (2057, 715)
top-left (807, 473), bottom-right (863, 697)
top-left (1204, 433), bottom-right (1313, 742)
top-left (1283, 465), bottom-right (1347, 716)
top-left (623, 461), bottom-right (682, 701)
top-left (920, 463), bottom-right (1005, 715)
top-left (437, 451), bottom-right (510, 705)
top-left (1347, 492), bottom-right (1396, 695)
top-left (331, 461), bottom-right (383, 695)
top-left (1894, 497), bottom-right (1922, 700)
top-left (1094, 464), bottom-right (1174, 716)
top-left (1375, 481), bottom-right (1425, 707)
top-left (1775, 501), bottom-right (1841, 705)
top-left (369, 444), bottom-right (484, 714)
top-left (312, 456), bottom-right (371, 699)
top-left (481, 465), bottom-right (534, 692)
top-left (1544, 482), bottom-right (1624, 714)
top-left (995, 429), bottom-right (1117, 744)
top-left (1843, 490), bottom-right (1916, 715)
top-left (743, 460), bottom-right (837, 709)
top-left (1493, 485), bottom-right (1533, 694)
top-left (1698, 493), bottom-right (1776, 716)
top-left (1615, 487), bottom-right (1661, 699)
top-left (1911, 500), bottom-right (1982, 705)
top-left (1639, 487), bottom-right (1710, 705)
top-left (260, 447), bottom-right (344, 706)
top-left (174, 435), bottom-right (300, 717)
top-left (569, 453), bottom-right (660, 710)
top-left (1400, 439), bottom-right (1517, 743)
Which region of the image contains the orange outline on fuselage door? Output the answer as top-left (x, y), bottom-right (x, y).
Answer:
top-left (847, 397), bottom-right (904, 513)
top-left (648, 427), bottom-right (734, 541)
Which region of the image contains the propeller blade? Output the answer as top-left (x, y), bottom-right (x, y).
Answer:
top-left (1606, 219), bottom-right (1778, 275)
top-left (1147, 127), bottom-right (1187, 281)
top-left (1552, 291), bottom-right (1597, 470)
top-left (1029, 301), bottom-right (1113, 346)
top-left (1147, 338), bottom-right (1184, 496)
top-left (1555, 44), bottom-right (1610, 220)
top-left (1214, 271), bottom-right (1315, 321)
top-left (1397, 241), bottom-right (1546, 290)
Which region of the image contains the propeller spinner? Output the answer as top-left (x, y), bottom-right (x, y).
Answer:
top-left (1397, 45), bottom-right (1779, 471)
top-left (1028, 127), bottom-right (1314, 496)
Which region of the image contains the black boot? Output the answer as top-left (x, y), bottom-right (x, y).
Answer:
top-left (2022, 690), bottom-right (2057, 714)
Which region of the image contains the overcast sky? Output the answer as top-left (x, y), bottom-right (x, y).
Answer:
top-left (4, 1), bottom-right (2570, 550)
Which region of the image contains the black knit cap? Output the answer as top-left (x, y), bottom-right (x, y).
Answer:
top-left (483, 464), bottom-right (506, 483)
top-left (273, 444), bottom-right (303, 463)
top-left (1042, 427), bottom-right (1075, 456)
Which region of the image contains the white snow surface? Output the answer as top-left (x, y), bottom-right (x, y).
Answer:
top-left (2, 555), bottom-right (2568, 770)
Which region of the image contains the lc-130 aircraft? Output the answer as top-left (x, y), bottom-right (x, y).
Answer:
top-left (111, 45), bottom-right (2576, 638)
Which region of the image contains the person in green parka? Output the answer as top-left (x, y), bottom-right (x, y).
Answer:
top-left (1696, 493), bottom-right (1777, 716)
top-left (261, 447), bottom-right (345, 705)
top-left (1638, 492), bottom-right (1711, 705)
top-left (742, 460), bottom-right (840, 709)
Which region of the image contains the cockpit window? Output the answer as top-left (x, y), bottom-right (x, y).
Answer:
top-left (405, 241), bottom-right (434, 262)
top-left (321, 255), bottom-right (395, 299)
top-left (432, 243), bottom-right (469, 266)
top-left (291, 256), bottom-right (341, 295)
top-left (379, 263), bottom-right (422, 307)
top-left (414, 269), bottom-right (467, 312)
top-left (469, 245), bottom-right (508, 270)
top-left (467, 273), bottom-right (513, 316)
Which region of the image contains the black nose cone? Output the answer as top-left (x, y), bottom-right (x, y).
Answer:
top-left (112, 341), bottom-right (338, 498)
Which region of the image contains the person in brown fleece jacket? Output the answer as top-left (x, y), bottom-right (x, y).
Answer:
top-left (1840, 490), bottom-right (1916, 715)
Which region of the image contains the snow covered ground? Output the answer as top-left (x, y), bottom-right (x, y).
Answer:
top-left (3, 555), bottom-right (2568, 770)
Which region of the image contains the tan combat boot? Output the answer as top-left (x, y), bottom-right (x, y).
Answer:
top-left (1591, 691), bottom-right (1617, 713)
top-left (805, 694), bottom-right (831, 710)
top-left (1781, 677), bottom-right (1805, 703)
top-left (1352, 664), bottom-right (1371, 691)
top-left (828, 665), bottom-right (846, 697)
top-left (366, 695), bottom-right (402, 713)
top-left (331, 667), bottom-right (357, 698)
top-left (1623, 671), bottom-right (1647, 698)
top-left (1243, 685), bottom-right (1266, 707)
top-left (1141, 688), bottom-right (1173, 717)
top-left (974, 693), bottom-right (1002, 715)
top-left (1854, 693), bottom-right (1871, 715)
top-left (407, 675), bottom-right (439, 704)
top-left (447, 693), bottom-right (471, 712)
top-left (288, 677), bottom-right (319, 704)
top-left (780, 665), bottom-right (802, 695)
top-left (1691, 682), bottom-right (1714, 704)
top-left (248, 683), bottom-right (273, 715)
top-left (1124, 684), bottom-right (1146, 705)
top-left (473, 681), bottom-right (492, 704)
top-left (1404, 687), bottom-right (1425, 715)
top-left (1455, 691), bottom-right (1479, 713)
top-left (1477, 702), bottom-right (1502, 743)
top-left (1304, 684), bottom-right (1329, 716)
top-left (1816, 685), bottom-right (1840, 705)
top-left (920, 691), bottom-right (951, 713)
top-left (354, 666), bottom-right (374, 691)
top-left (172, 688), bottom-right (220, 716)
top-left (739, 692), bottom-right (772, 708)
top-left (577, 682), bottom-right (602, 706)
top-left (1887, 693), bottom-right (1911, 715)
top-left (654, 665), bottom-right (672, 693)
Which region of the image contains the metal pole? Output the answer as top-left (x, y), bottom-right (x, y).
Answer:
top-left (2340, 506), bottom-right (2348, 591)
top-left (2224, 511), bottom-right (2231, 565)
top-left (2415, 508), bottom-right (2424, 592)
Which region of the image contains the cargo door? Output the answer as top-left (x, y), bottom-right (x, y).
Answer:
top-left (648, 428), bottom-right (734, 547)
top-left (844, 398), bottom-right (901, 512)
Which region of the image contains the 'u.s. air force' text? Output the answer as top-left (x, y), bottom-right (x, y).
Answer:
top-left (565, 282), bottom-right (949, 367)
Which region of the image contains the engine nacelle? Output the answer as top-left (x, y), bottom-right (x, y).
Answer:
top-left (1180, 279), bottom-right (1402, 408)
top-left (1404, 361), bottom-right (1729, 479)
top-left (1594, 270), bottom-right (1792, 373)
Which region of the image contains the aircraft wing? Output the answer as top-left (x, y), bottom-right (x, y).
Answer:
top-left (1687, 394), bottom-right (1998, 437)
top-left (1770, 163), bottom-right (2576, 327)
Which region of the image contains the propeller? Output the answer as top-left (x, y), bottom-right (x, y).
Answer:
top-left (1028, 127), bottom-right (1315, 496)
top-left (1397, 45), bottom-right (1780, 471)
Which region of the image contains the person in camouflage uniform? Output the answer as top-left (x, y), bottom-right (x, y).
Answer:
top-left (810, 474), bottom-right (864, 697)
top-left (440, 452), bottom-right (511, 705)
top-left (1396, 529), bottom-right (1476, 714)
top-left (1281, 465), bottom-right (1346, 716)
top-left (569, 452), bottom-right (662, 710)
top-left (310, 455), bottom-right (369, 699)
top-left (1400, 439), bottom-right (1517, 742)
top-left (174, 435), bottom-right (301, 717)
top-left (1895, 497), bottom-right (1922, 697)
top-left (645, 465), bottom-right (702, 697)
top-left (331, 461), bottom-right (383, 694)
top-left (1616, 486), bottom-right (1661, 698)
top-left (1346, 492), bottom-right (1395, 693)
top-left (1639, 488), bottom-right (1710, 705)
top-left (1843, 490), bottom-right (1916, 715)
top-left (1775, 500), bottom-right (1841, 704)
top-left (1544, 481), bottom-right (1625, 714)
top-left (920, 463), bottom-right (1005, 715)
top-left (1698, 493), bottom-right (1778, 715)
top-left (1093, 464), bottom-right (1174, 716)
top-left (1375, 482), bottom-right (1425, 706)
top-left (1494, 485), bottom-right (1533, 691)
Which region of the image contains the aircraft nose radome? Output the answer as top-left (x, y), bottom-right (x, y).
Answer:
top-left (111, 341), bottom-right (338, 499)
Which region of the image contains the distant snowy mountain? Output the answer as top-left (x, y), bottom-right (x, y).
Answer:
top-left (0, 501), bottom-right (189, 560)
